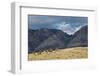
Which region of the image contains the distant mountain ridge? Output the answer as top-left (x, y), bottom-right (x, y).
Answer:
top-left (28, 26), bottom-right (88, 53)
top-left (67, 25), bottom-right (88, 48)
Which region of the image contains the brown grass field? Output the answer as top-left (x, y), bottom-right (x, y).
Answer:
top-left (28, 47), bottom-right (88, 61)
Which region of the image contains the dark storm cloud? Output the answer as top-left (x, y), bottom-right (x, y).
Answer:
top-left (28, 15), bottom-right (88, 34)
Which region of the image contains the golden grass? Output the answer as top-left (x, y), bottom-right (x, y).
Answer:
top-left (28, 47), bottom-right (88, 61)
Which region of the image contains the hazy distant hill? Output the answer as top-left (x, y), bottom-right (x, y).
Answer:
top-left (28, 26), bottom-right (88, 53)
top-left (67, 26), bottom-right (88, 48)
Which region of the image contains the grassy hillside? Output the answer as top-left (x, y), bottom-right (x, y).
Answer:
top-left (28, 47), bottom-right (88, 61)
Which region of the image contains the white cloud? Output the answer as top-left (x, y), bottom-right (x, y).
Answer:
top-left (55, 22), bottom-right (86, 35)
top-left (55, 22), bottom-right (75, 35)
top-left (74, 24), bottom-right (87, 32)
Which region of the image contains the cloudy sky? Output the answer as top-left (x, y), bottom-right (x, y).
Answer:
top-left (28, 15), bottom-right (88, 35)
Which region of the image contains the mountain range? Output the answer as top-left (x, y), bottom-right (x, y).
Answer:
top-left (28, 25), bottom-right (88, 53)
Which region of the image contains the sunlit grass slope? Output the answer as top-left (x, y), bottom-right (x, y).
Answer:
top-left (28, 47), bottom-right (88, 61)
